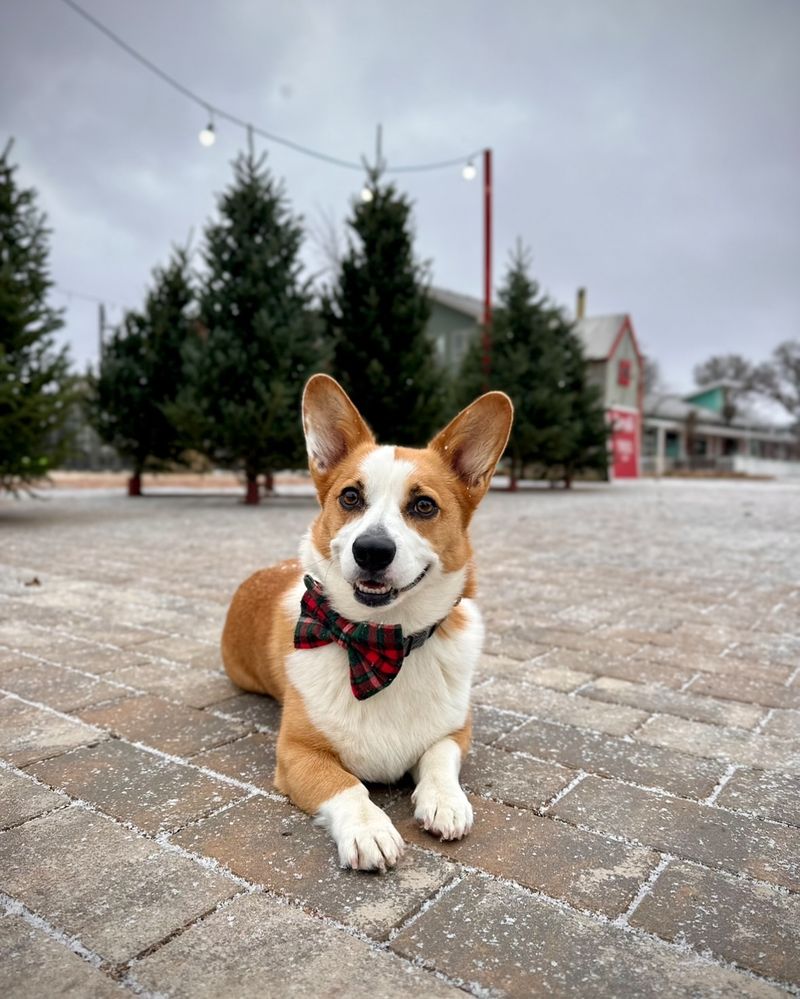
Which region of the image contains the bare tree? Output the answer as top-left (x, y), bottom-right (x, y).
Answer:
top-left (642, 354), bottom-right (662, 395)
top-left (693, 353), bottom-right (755, 388)
top-left (693, 353), bottom-right (756, 423)
top-left (753, 340), bottom-right (800, 428)
top-left (306, 203), bottom-right (344, 289)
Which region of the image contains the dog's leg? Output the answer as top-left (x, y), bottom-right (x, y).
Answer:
top-left (411, 715), bottom-right (473, 841)
top-left (276, 692), bottom-right (404, 872)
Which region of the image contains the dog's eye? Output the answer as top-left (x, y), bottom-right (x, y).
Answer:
top-left (339, 487), bottom-right (363, 511)
top-left (411, 496), bottom-right (438, 518)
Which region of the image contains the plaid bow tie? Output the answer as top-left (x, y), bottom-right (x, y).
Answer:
top-left (294, 575), bottom-right (437, 700)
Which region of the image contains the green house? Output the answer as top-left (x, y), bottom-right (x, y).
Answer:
top-left (426, 287), bottom-right (483, 372)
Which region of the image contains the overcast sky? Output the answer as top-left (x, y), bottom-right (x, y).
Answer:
top-left (3, 0), bottom-right (799, 392)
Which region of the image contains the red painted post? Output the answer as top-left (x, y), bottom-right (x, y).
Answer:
top-left (482, 147), bottom-right (493, 387)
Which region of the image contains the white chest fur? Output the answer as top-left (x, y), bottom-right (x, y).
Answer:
top-left (285, 587), bottom-right (483, 783)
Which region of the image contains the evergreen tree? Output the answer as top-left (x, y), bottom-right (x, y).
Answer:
top-left (175, 149), bottom-right (323, 504)
top-left (460, 244), bottom-right (607, 487)
top-left (0, 140), bottom-right (73, 494)
top-left (88, 246), bottom-right (194, 495)
top-left (324, 177), bottom-right (442, 446)
top-left (557, 328), bottom-right (609, 487)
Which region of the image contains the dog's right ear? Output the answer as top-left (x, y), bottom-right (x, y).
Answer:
top-left (302, 374), bottom-right (375, 486)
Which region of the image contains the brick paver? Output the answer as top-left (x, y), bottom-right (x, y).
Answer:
top-left (582, 675), bottom-right (765, 729)
top-left (132, 892), bottom-right (459, 997)
top-left (107, 660), bottom-right (239, 707)
top-left (172, 794), bottom-right (455, 939)
top-left (27, 740), bottom-right (244, 833)
top-left (0, 915), bottom-right (126, 997)
top-left (631, 860), bottom-right (800, 983)
top-left (0, 807), bottom-right (237, 965)
top-left (498, 715), bottom-right (724, 798)
top-left (1, 478), bottom-right (798, 995)
top-left (716, 768), bottom-right (800, 826)
top-left (79, 693), bottom-right (247, 756)
top-left (0, 767), bottom-right (67, 830)
top-left (386, 793), bottom-right (659, 917)
top-left (0, 694), bottom-right (107, 766)
top-left (551, 775), bottom-right (800, 890)
top-left (390, 875), bottom-right (783, 997)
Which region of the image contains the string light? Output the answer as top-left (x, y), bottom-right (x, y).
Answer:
top-left (360, 187), bottom-right (374, 203)
top-left (57, 0), bottom-right (483, 175)
top-left (462, 161), bottom-right (477, 181)
top-left (198, 120), bottom-right (216, 147)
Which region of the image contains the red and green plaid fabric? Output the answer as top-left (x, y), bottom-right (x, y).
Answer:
top-left (294, 575), bottom-right (411, 700)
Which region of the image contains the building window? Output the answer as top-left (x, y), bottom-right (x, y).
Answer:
top-left (618, 359), bottom-right (631, 387)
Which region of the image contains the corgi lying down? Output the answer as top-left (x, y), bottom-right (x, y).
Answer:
top-left (222, 374), bottom-right (513, 871)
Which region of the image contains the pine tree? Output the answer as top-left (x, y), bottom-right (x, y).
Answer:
top-left (460, 244), bottom-right (607, 487)
top-left (557, 328), bottom-right (609, 487)
top-left (324, 178), bottom-right (442, 446)
top-left (0, 140), bottom-right (74, 494)
top-left (88, 246), bottom-right (194, 495)
top-left (175, 149), bottom-right (323, 503)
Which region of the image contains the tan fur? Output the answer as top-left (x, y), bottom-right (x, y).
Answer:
top-left (221, 375), bottom-right (513, 844)
top-left (220, 559), bottom-right (299, 701)
top-left (448, 711), bottom-right (473, 758)
top-left (274, 685), bottom-right (360, 812)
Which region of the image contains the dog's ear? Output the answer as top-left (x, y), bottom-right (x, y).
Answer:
top-left (429, 392), bottom-right (513, 503)
top-left (302, 374), bottom-right (375, 484)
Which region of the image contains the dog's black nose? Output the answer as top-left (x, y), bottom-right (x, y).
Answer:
top-left (352, 531), bottom-right (396, 572)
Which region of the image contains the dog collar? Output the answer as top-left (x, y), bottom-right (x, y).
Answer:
top-left (293, 575), bottom-right (443, 700)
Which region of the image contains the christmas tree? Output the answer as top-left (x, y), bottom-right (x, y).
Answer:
top-left (0, 140), bottom-right (74, 494)
top-left (175, 148), bottom-right (323, 503)
top-left (557, 326), bottom-right (609, 487)
top-left (324, 177), bottom-right (442, 446)
top-left (89, 246), bottom-right (195, 495)
top-left (460, 243), bottom-right (607, 487)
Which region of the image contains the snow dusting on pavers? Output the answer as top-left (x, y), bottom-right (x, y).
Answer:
top-left (1, 478), bottom-right (799, 995)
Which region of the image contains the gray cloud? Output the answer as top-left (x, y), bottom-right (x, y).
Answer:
top-left (2, 0), bottom-right (798, 390)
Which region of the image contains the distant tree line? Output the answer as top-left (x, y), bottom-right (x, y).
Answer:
top-left (692, 350), bottom-right (800, 428)
top-left (2, 137), bottom-right (619, 498)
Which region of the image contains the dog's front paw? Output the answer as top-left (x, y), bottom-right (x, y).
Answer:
top-left (318, 787), bottom-right (405, 872)
top-left (337, 808), bottom-right (405, 872)
top-left (412, 781), bottom-right (473, 841)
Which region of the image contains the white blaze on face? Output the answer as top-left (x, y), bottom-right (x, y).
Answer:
top-left (331, 446), bottom-right (436, 590)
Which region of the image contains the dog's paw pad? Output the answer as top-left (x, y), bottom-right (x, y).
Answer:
top-left (413, 782), bottom-right (473, 841)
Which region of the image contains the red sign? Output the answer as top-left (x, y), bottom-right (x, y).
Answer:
top-left (608, 408), bottom-right (639, 478)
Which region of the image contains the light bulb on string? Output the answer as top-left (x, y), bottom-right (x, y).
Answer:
top-left (198, 119), bottom-right (216, 147)
top-left (462, 161), bottom-right (477, 181)
top-left (360, 186), bottom-right (374, 203)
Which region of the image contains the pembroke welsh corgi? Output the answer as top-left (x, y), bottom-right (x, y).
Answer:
top-left (222, 374), bottom-right (513, 871)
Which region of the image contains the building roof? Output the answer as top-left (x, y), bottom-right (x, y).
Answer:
top-left (428, 286), bottom-right (484, 320)
top-left (573, 314), bottom-right (628, 361)
top-left (645, 392), bottom-right (797, 440)
top-left (646, 393), bottom-right (724, 424)
top-left (686, 379), bottom-right (744, 395)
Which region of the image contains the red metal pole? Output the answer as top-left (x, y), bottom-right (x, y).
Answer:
top-left (482, 148), bottom-right (493, 386)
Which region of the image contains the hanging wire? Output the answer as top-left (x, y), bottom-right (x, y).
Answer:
top-left (57, 0), bottom-right (484, 174)
top-left (54, 285), bottom-right (130, 311)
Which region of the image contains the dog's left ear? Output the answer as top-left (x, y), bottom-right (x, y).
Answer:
top-left (429, 392), bottom-right (513, 503)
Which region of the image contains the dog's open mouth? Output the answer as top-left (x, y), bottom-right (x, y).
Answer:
top-left (353, 565), bottom-right (431, 608)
